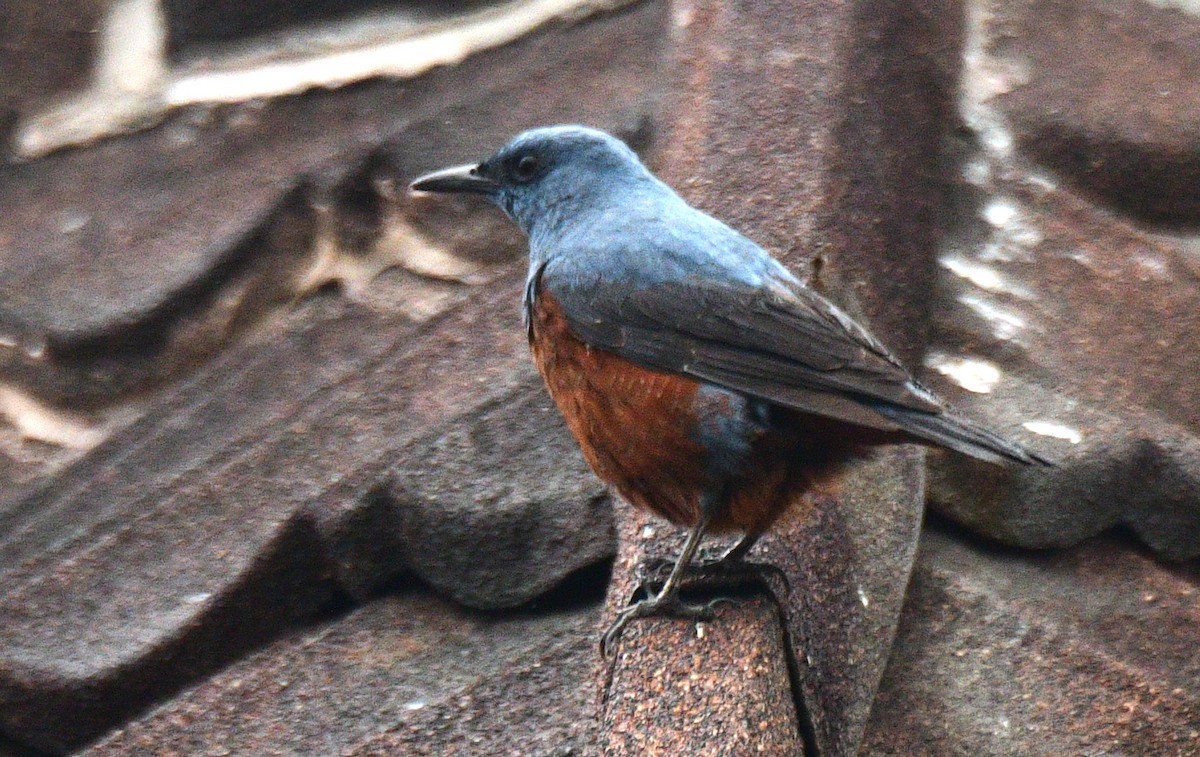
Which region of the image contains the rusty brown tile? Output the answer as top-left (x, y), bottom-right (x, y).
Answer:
top-left (598, 451), bottom-right (925, 757)
top-left (602, 591), bottom-right (802, 756)
top-left (658, 0), bottom-right (965, 367)
top-left (767, 449), bottom-right (926, 757)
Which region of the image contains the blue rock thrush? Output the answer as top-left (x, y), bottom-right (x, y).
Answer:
top-left (410, 125), bottom-right (1047, 653)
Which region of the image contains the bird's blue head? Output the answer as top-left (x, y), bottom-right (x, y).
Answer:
top-left (409, 125), bottom-right (656, 237)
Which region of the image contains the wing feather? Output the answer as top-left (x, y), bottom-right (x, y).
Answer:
top-left (523, 198), bottom-right (1047, 465)
top-left (545, 267), bottom-right (943, 427)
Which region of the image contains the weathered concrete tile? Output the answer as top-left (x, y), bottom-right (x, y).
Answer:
top-left (0, 3), bottom-right (669, 738)
top-left (0, 0), bottom-right (666, 413)
top-left (85, 591), bottom-right (601, 756)
top-left (0, 0), bottom-right (666, 585)
top-left (386, 384), bottom-right (613, 610)
top-left (0, 277), bottom-right (528, 752)
top-left (992, 0), bottom-right (1200, 224)
top-left (927, 373), bottom-right (1200, 560)
top-left (344, 601), bottom-right (602, 757)
top-left (862, 523), bottom-right (1200, 755)
top-left (0, 291), bottom-right (410, 586)
top-left (0, 0), bottom-right (110, 140)
top-left (920, 0), bottom-right (1200, 557)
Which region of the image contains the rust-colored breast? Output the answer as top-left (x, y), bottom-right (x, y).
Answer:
top-left (528, 289), bottom-right (858, 535)
top-left (529, 290), bottom-right (715, 527)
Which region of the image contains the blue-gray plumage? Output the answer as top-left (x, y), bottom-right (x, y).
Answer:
top-left (410, 125), bottom-right (1047, 654)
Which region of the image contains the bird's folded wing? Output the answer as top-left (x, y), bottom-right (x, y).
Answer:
top-left (545, 269), bottom-right (946, 429)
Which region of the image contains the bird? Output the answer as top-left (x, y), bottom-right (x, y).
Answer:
top-left (409, 125), bottom-right (1048, 654)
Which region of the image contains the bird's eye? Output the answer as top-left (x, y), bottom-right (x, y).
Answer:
top-left (514, 155), bottom-right (540, 182)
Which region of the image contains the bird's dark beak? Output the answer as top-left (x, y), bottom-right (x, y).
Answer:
top-left (409, 163), bottom-right (499, 195)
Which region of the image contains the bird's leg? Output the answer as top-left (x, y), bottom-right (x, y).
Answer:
top-left (693, 530), bottom-right (791, 596)
top-left (601, 513), bottom-right (722, 656)
top-left (717, 530), bottom-right (762, 565)
top-left (683, 530), bottom-right (769, 583)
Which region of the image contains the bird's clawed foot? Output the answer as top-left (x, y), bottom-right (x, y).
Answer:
top-left (600, 588), bottom-right (731, 658)
top-left (602, 514), bottom-right (734, 657)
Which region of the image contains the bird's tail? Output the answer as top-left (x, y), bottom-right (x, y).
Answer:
top-left (869, 403), bottom-right (1052, 466)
